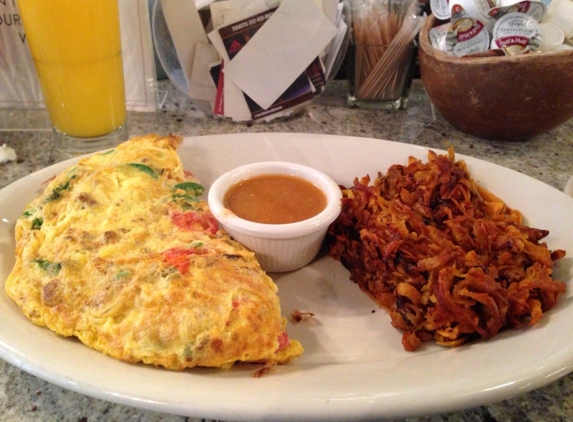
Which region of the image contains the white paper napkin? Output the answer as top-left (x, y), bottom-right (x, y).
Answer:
top-left (120, 0), bottom-right (158, 112)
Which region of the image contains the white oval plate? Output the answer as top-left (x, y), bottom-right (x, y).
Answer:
top-left (1, 133), bottom-right (572, 421)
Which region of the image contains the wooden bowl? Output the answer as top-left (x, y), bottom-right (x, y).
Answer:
top-left (418, 15), bottom-right (573, 141)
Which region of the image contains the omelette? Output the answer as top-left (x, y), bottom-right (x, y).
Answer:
top-left (5, 134), bottom-right (302, 370)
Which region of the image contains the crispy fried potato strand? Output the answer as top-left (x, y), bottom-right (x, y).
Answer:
top-left (328, 148), bottom-right (566, 351)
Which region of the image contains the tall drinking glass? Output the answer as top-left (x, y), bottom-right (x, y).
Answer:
top-left (18, 0), bottom-right (128, 156)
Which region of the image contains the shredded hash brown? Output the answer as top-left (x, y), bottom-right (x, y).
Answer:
top-left (327, 148), bottom-right (566, 351)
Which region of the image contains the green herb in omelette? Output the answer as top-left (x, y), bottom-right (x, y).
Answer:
top-left (31, 218), bottom-right (43, 230)
top-left (34, 259), bottom-right (61, 275)
top-left (174, 182), bottom-right (205, 197)
top-left (172, 181), bottom-right (205, 209)
top-left (46, 176), bottom-right (76, 202)
top-left (127, 163), bottom-right (159, 179)
top-left (115, 269), bottom-right (131, 279)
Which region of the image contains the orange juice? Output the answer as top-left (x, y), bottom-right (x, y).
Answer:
top-left (18, 0), bottom-right (126, 138)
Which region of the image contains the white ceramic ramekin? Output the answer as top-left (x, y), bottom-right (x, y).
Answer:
top-left (207, 161), bottom-right (342, 272)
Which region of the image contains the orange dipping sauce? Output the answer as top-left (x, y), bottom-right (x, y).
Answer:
top-left (223, 174), bottom-right (327, 224)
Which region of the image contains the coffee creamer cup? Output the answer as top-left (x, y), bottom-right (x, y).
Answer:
top-left (431, 0), bottom-right (452, 20)
top-left (538, 22), bottom-right (565, 51)
top-left (446, 4), bottom-right (491, 56)
top-left (491, 12), bottom-right (543, 54)
top-left (488, 1), bottom-right (547, 22)
top-left (451, 0), bottom-right (497, 27)
top-left (543, 0), bottom-right (573, 38)
top-left (429, 23), bottom-right (451, 51)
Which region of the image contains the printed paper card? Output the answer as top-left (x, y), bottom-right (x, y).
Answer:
top-left (217, 6), bottom-right (326, 119)
top-left (222, 0), bottom-right (338, 110)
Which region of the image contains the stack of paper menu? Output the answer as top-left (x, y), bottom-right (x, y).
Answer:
top-left (161, 0), bottom-right (348, 122)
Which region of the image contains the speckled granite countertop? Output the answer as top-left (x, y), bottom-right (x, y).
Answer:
top-left (0, 79), bottom-right (572, 422)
